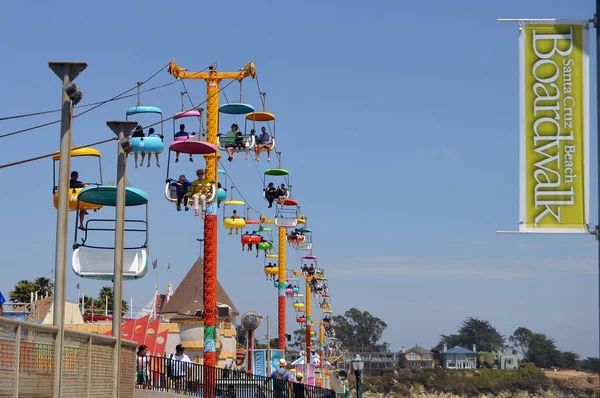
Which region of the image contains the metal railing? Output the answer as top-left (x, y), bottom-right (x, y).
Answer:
top-left (0, 316), bottom-right (137, 398)
top-left (136, 355), bottom-right (337, 398)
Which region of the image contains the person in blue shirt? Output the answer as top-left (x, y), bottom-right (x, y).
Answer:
top-left (268, 358), bottom-right (292, 398)
top-left (170, 174), bottom-right (192, 211)
top-left (254, 126), bottom-right (272, 162)
top-left (173, 124), bottom-right (195, 163)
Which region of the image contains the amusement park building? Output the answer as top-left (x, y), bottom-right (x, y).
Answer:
top-left (159, 258), bottom-right (239, 367)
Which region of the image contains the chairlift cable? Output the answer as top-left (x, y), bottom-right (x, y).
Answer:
top-left (0, 137), bottom-right (117, 170)
top-left (0, 63), bottom-right (173, 138)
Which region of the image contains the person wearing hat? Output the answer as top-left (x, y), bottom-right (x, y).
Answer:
top-left (167, 344), bottom-right (192, 393)
top-left (225, 123), bottom-right (242, 162)
top-left (268, 358), bottom-right (292, 397)
top-left (292, 372), bottom-right (307, 398)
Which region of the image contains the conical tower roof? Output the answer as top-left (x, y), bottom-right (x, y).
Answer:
top-left (160, 258), bottom-right (239, 318)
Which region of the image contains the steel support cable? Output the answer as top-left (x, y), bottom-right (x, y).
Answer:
top-left (0, 137), bottom-right (117, 169)
top-left (0, 63), bottom-right (171, 138)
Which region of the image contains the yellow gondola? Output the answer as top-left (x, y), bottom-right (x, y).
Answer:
top-left (293, 302), bottom-right (305, 310)
top-left (264, 266), bottom-right (279, 276)
top-left (223, 199), bottom-right (247, 230)
top-left (266, 253), bottom-right (278, 259)
top-left (52, 147), bottom-right (103, 212)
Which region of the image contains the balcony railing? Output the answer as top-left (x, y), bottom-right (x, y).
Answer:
top-left (0, 315), bottom-right (137, 397)
top-left (136, 355), bottom-right (337, 397)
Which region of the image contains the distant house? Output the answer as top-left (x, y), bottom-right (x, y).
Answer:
top-left (399, 345), bottom-right (435, 369)
top-left (440, 344), bottom-right (477, 370)
top-left (496, 350), bottom-right (519, 370)
top-left (342, 352), bottom-right (398, 376)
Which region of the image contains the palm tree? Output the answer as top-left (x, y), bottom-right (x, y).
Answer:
top-left (32, 277), bottom-right (54, 298)
top-left (94, 286), bottom-right (129, 316)
top-left (9, 280), bottom-right (33, 303)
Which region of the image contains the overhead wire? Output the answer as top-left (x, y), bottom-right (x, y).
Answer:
top-left (0, 65), bottom-right (237, 169)
top-left (0, 80), bottom-right (179, 122)
top-left (0, 62), bottom-right (171, 139)
top-left (0, 137), bottom-right (117, 170)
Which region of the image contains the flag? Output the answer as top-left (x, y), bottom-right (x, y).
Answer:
top-left (167, 260), bottom-right (171, 270)
top-left (0, 291), bottom-right (5, 305)
top-left (76, 283), bottom-right (80, 289)
top-left (152, 259), bottom-right (158, 270)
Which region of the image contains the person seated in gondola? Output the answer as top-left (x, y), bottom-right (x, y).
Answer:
top-left (276, 183), bottom-right (288, 204)
top-left (228, 210), bottom-right (241, 235)
top-left (171, 174), bottom-right (192, 212)
top-left (254, 126), bottom-right (271, 162)
top-left (287, 230), bottom-right (298, 246)
top-left (246, 129), bottom-right (256, 160)
top-left (217, 182), bottom-right (227, 208)
top-left (241, 231), bottom-right (254, 252)
top-left (264, 262), bottom-right (274, 280)
top-left (323, 283), bottom-right (328, 294)
top-left (247, 230), bottom-right (260, 252)
top-left (145, 127), bottom-right (164, 168)
top-left (264, 182), bottom-right (278, 208)
top-left (224, 123), bottom-right (241, 162)
top-left (70, 171), bottom-right (89, 231)
top-left (234, 131), bottom-right (245, 151)
top-left (301, 264), bottom-right (309, 276)
top-left (174, 124), bottom-right (195, 163)
top-left (131, 125), bottom-right (146, 169)
top-left (308, 264), bottom-right (316, 276)
top-left (190, 169), bottom-right (211, 219)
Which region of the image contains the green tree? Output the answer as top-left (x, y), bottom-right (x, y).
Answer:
top-left (579, 357), bottom-right (600, 373)
top-left (93, 286), bottom-right (129, 316)
top-left (436, 317), bottom-right (505, 353)
top-left (32, 277), bottom-right (54, 297)
top-left (236, 325), bottom-right (247, 347)
top-left (525, 333), bottom-right (561, 368)
top-left (509, 327), bottom-right (578, 369)
top-left (509, 327), bottom-right (534, 358)
top-left (333, 308), bottom-right (388, 352)
top-left (290, 328), bottom-right (306, 350)
top-left (9, 280), bottom-right (34, 303)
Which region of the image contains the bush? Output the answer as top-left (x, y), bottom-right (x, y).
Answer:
top-left (361, 365), bottom-right (549, 397)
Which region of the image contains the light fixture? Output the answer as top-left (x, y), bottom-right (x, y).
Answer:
top-left (64, 83), bottom-right (82, 106)
top-left (351, 354), bottom-right (364, 372)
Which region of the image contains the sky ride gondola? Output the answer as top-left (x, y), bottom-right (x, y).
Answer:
top-left (125, 83), bottom-right (165, 168)
top-left (53, 147), bottom-right (104, 212)
top-left (223, 197), bottom-right (246, 232)
top-left (126, 106), bottom-right (165, 156)
top-left (217, 81), bottom-right (256, 159)
top-left (71, 185), bottom-right (149, 280)
top-left (164, 108), bottom-right (217, 207)
top-left (289, 227), bottom-right (312, 251)
top-left (246, 93), bottom-right (276, 160)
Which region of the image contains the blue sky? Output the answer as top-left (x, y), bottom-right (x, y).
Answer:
top-left (0, 0), bottom-right (598, 358)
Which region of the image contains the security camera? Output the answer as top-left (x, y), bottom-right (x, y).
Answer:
top-left (119, 138), bottom-right (132, 154)
top-left (64, 83), bottom-right (82, 106)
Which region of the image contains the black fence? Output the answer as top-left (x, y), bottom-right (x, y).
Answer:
top-left (136, 355), bottom-right (337, 398)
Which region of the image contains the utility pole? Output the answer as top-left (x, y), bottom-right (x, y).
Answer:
top-left (107, 120), bottom-right (137, 398)
top-left (48, 61), bottom-right (87, 398)
top-left (266, 315), bottom-right (271, 375)
top-left (594, 0), bottom-right (600, 361)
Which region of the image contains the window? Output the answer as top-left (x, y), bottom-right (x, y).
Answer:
top-left (407, 353), bottom-right (418, 360)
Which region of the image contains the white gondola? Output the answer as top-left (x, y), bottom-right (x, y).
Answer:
top-left (164, 181), bottom-right (217, 203)
top-left (71, 185), bottom-right (149, 280)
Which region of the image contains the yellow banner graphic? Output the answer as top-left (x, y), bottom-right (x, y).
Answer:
top-left (519, 21), bottom-right (589, 233)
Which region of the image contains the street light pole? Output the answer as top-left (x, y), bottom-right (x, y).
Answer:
top-left (48, 61), bottom-right (87, 398)
top-left (107, 120), bottom-right (137, 398)
top-left (197, 238), bottom-right (204, 259)
top-left (266, 315), bottom-right (271, 375)
top-left (593, 0), bottom-right (600, 361)
top-left (351, 354), bottom-right (364, 398)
